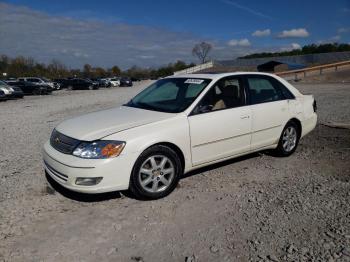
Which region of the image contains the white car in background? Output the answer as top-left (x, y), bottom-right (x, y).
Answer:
top-left (43, 72), bottom-right (317, 199)
top-left (107, 77), bottom-right (120, 87)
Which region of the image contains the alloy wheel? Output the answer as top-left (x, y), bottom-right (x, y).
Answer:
top-left (138, 155), bottom-right (175, 193)
top-left (282, 126), bottom-right (297, 152)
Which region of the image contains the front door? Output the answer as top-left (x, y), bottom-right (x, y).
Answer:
top-left (188, 76), bottom-right (252, 166)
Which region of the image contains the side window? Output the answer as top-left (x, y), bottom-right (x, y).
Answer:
top-left (273, 79), bottom-right (295, 99)
top-left (193, 77), bottom-right (245, 114)
top-left (247, 77), bottom-right (284, 104)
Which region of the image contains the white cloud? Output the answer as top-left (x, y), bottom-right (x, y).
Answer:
top-left (280, 43), bottom-right (302, 51)
top-left (0, 2), bottom-right (242, 68)
top-left (338, 27), bottom-right (350, 34)
top-left (139, 55), bottom-right (156, 59)
top-left (277, 28), bottom-right (309, 38)
top-left (291, 43), bottom-right (301, 49)
top-left (252, 29), bottom-right (271, 37)
top-left (330, 35), bottom-right (341, 41)
top-left (227, 38), bottom-right (251, 47)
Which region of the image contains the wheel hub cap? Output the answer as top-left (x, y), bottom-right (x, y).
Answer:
top-left (282, 126), bottom-right (297, 152)
top-left (138, 155), bottom-right (175, 193)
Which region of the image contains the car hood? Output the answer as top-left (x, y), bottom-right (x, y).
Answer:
top-left (56, 106), bottom-right (174, 141)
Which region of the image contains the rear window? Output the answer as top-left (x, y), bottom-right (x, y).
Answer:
top-left (247, 77), bottom-right (284, 104)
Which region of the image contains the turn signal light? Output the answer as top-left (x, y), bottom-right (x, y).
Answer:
top-left (101, 143), bottom-right (125, 158)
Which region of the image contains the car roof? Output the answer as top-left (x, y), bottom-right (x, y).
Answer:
top-left (166, 72), bottom-right (278, 81)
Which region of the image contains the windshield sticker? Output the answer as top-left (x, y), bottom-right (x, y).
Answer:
top-left (184, 79), bottom-right (204, 84)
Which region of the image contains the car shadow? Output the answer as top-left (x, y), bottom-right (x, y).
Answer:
top-left (45, 172), bottom-right (122, 202)
top-left (182, 151), bottom-right (263, 179)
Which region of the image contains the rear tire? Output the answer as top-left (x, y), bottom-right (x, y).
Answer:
top-left (129, 145), bottom-right (182, 200)
top-left (275, 121), bottom-right (300, 157)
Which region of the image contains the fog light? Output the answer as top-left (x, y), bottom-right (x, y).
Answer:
top-left (75, 177), bottom-right (103, 186)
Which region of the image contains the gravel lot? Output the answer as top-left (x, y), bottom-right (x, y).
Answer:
top-left (0, 81), bottom-right (349, 262)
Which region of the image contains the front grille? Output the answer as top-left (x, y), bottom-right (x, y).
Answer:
top-left (50, 129), bottom-right (80, 154)
top-left (44, 161), bottom-right (68, 182)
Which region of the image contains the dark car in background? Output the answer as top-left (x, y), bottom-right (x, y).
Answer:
top-left (90, 78), bottom-right (110, 88)
top-left (0, 89), bottom-right (7, 101)
top-left (17, 77), bottom-right (60, 91)
top-left (119, 77), bottom-right (133, 87)
top-left (53, 78), bottom-right (70, 89)
top-left (59, 78), bottom-right (99, 90)
top-left (7, 80), bottom-right (52, 95)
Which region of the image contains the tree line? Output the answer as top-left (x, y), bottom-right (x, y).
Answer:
top-left (0, 55), bottom-right (195, 80)
top-left (239, 43), bottom-right (350, 59)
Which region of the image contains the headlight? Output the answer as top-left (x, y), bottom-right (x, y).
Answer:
top-left (72, 140), bottom-right (125, 159)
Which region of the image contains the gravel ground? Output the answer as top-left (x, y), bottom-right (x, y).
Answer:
top-left (0, 81), bottom-right (349, 262)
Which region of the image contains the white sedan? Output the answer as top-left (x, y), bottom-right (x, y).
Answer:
top-left (108, 78), bottom-right (121, 87)
top-left (43, 72), bottom-right (317, 199)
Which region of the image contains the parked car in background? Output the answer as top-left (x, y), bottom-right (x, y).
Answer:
top-left (62, 78), bottom-right (99, 90)
top-left (0, 80), bottom-right (24, 98)
top-left (100, 78), bottom-right (112, 87)
top-left (53, 78), bottom-right (70, 89)
top-left (43, 72), bottom-right (317, 199)
top-left (131, 77), bottom-right (141, 82)
top-left (91, 78), bottom-right (111, 88)
top-left (119, 77), bottom-right (133, 87)
top-left (107, 77), bottom-right (120, 87)
top-left (7, 80), bottom-right (52, 95)
top-left (0, 89), bottom-right (6, 101)
top-left (17, 77), bottom-right (59, 90)
top-left (0, 85), bottom-right (12, 99)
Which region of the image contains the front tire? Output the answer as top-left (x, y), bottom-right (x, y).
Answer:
top-left (275, 121), bottom-right (300, 157)
top-left (129, 145), bottom-right (182, 200)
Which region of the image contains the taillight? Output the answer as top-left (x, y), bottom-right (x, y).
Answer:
top-left (313, 100), bottom-right (317, 113)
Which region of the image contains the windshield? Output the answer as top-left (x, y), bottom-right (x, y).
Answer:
top-left (125, 78), bottom-right (211, 113)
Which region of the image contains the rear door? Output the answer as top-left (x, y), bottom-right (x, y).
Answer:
top-left (188, 76), bottom-right (252, 166)
top-left (245, 75), bottom-right (291, 150)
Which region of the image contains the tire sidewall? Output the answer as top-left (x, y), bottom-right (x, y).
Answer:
top-left (277, 121), bottom-right (300, 157)
top-left (130, 145), bottom-right (182, 200)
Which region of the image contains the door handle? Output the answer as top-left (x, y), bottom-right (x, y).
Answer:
top-left (240, 115), bottom-right (250, 119)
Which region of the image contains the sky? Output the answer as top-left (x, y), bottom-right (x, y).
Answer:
top-left (0, 0), bottom-right (349, 69)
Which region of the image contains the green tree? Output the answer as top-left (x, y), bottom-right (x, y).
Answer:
top-left (110, 66), bottom-right (121, 76)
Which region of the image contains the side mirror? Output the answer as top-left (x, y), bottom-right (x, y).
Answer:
top-left (194, 104), bottom-right (213, 114)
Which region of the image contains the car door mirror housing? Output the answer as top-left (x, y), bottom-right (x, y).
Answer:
top-left (194, 105), bottom-right (213, 115)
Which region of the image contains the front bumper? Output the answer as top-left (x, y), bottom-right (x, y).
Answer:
top-left (43, 141), bottom-right (137, 193)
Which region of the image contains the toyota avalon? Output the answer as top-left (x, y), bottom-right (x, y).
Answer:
top-left (43, 72), bottom-right (317, 199)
